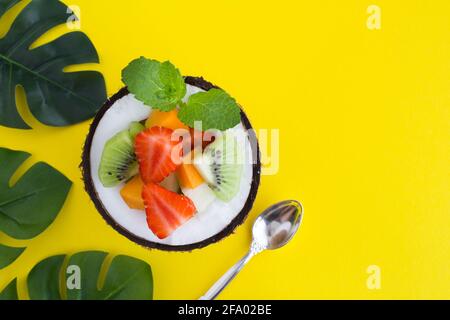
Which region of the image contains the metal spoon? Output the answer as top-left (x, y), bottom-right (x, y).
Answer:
top-left (200, 200), bottom-right (303, 300)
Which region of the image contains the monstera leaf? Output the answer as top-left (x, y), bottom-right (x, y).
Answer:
top-left (0, 0), bottom-right (107, 129)
top-left (0, 279), bottom-right (18, 300)
top-left (0, 251), bottom-right (153, 300)
top-left (0, 243), bottom-right (25, 269)
top-left (0, 147), bottom-right (72, 239)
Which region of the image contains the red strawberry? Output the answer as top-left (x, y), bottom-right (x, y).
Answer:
top-left (135, 126), bottom-right (182, 183)
top-left (190, 129), bottom-right (216, 150)
top-left (142, 183), bottom-right (196, 239)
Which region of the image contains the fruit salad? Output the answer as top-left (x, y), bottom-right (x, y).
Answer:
top-left (82, 58), bottom-right (260, 250)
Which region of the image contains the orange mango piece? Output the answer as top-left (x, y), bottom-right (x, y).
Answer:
top-left (176, 163), bottom-right (204, 189)
top-left (120, 176), bottom-right (145, 210)
top-left (146, 109), bottom-right (189, 131)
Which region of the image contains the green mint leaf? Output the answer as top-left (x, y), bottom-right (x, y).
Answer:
top-left (179, 89), bottom-right (241, 130)
top-left (122, 57), bottom-right (186, 111)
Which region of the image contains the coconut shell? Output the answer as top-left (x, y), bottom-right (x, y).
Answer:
top-left (81, 77), bottom-right (261, 251)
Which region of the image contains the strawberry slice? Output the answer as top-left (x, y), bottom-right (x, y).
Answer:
top-left (135, 126), bottom-right (182, 183)
top-left (142, 183), bottom-right (196, 239)
top-left (192, 129), bottom-right (216, 150)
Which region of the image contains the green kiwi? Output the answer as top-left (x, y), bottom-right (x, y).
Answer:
top-left (129, 121), bottom-right (145, 138)
top-left (98, 122), bottom-right (145, 187)
top-left (194, 132), bottom-right (243, 202)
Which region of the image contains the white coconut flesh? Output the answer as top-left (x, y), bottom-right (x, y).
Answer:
top-left (90, 84), bottom-right (254, 246)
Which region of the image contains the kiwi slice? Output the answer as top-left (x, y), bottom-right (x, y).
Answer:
top-left (194, 132), bottom-right (243, 202)
top-left (129, 121), bottom-right (145, 138)
top-left (98, 123), bottom-right (145, 187)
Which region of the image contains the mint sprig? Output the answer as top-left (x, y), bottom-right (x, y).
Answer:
top-left (122, 57), bottom-right (241, 130)
top-left (178, 89), bottom-right (241, 130)
top-left (122, 57), bottom-right (186, 111)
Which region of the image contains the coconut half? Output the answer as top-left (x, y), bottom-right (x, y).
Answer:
top-left (81, 77), bottom-right (261, 251)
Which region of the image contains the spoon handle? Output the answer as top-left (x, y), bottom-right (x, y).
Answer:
top-left (199, 250), bottom-right (255, 300)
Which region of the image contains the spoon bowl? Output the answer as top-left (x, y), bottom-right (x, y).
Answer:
top-left (252, 200), bottom-right (303, 250)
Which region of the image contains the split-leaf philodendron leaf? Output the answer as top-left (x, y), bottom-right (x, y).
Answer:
top-left (0, 279), bottom-right (18, 300)
top-left (0, 0), bottom-right (107, 129)
top-left (0, 147), bottom-right (72, 240)
top-left (0, 243), bottom-right (25, 269)
top-left (0, 251), bottom-right (153, 300)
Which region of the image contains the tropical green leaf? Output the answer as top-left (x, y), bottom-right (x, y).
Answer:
top-left (1, 251), bottom-right (153, 300)
top-left (0, 0), bottom-right (20, 16)
top-left (0, 147), bottom-right (72, 239)
top-left (0, 0), bottom-right (107, 129)
top-left (28, 254), bottom-right (64, 300)
top-left (0, 279), bottom-right (18, 300)
top-left (0, 243), bottom-right (25, 269)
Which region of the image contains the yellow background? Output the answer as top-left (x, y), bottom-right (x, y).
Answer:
top-left (1, 0), bottom-right (449, 299)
